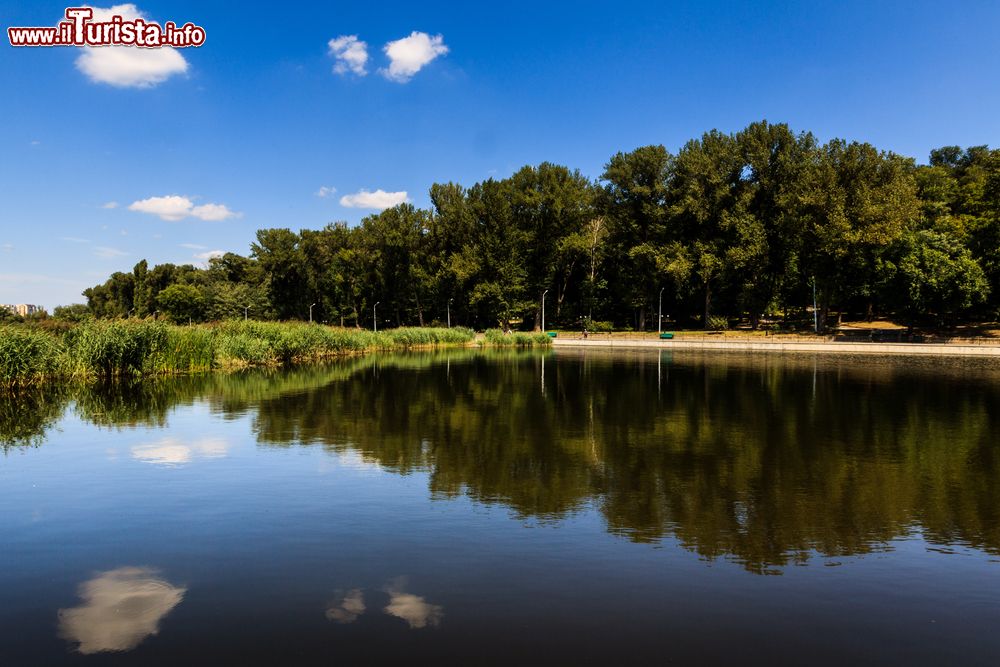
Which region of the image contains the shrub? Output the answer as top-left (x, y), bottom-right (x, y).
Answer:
top-left (706, 315), bottom-right (729, 331)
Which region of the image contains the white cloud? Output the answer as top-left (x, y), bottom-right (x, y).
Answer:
top-left (179, 243), bottom-right (206, 250)
top-left (1, 243), bottom-right (12, 252)
top-left (128, 195), bottom-right (239, 222)
top-left (328, 35), bottom-right (368, 76)
top-left (189, 203), bottom-right (237, 221)
top-left (339, 189), bottom-right (409, 210)
top-left (60, 237), bottom-right (92, 244)
top-left (58, 567), bottom-right (186, 654)
top-left (94, 246), bottom-right (127, 259)
top-left (194, 250), bottom-right (225, 262)
top-left (380, 32), bottom-right (448, 82)
top-left (101, 201), bottom-right (119, 209)
top-left (315, 186), bottom-right (337, 198)
top-left (73, 5), bottom-right (188, 88)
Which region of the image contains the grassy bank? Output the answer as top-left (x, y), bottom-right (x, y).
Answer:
top-left (0, 320), bottom-right (489, 387)
top-left (483, 329), bottom-right (553, 346)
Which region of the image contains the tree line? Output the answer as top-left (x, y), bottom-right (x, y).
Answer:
top-left (76, 121), bottom-right (1000, 331)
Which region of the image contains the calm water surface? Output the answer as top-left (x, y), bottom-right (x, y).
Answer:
top-left (1, 349), bottom-right (999, 665)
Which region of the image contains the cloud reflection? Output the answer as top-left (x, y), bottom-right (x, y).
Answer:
top-left (58, 567), bottom-right (186, 654)
top-left (383, 581), bottom-right (443, 629)
top-left (130, 437), bottom-right (228, 466)
top-left (325, 588), bottom-right (366, 624)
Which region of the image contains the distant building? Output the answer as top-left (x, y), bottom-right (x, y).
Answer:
top-left (2, 304), bottom-right (44, 317)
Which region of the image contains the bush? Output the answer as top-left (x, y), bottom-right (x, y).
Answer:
top-left (581, 318), bottom-right (614, 333)
top-left (706, 315), bottom-right (729, 331)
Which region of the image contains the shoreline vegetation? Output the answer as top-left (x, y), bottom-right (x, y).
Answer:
top-left (58, 127), bottom-right (1000, 335)
top-left (0, 320), bottom-right (550, 388)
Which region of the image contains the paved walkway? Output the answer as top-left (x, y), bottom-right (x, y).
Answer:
top-left (552, 336), bottom-right (1000, 357)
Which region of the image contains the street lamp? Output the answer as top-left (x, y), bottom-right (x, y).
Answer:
top-left (309, 303), bottom-right (316, 324)
top-left (541, 289), bottom-right (549, 332)
top-left (659, 287), bottom-right (665, 334)
top-left (373, 301), bottom-right (380, 333)
top-left (447, 298), bottom-right (453, 328)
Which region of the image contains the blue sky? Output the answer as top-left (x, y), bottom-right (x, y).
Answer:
top-left (2, 0), bottom-right (1000, 308)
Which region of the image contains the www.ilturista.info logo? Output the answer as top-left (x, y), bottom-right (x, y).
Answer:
top-left (8, 7), bottom-right (205, 48)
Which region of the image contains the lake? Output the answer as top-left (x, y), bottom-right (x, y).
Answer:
top-left (1, 348), bottom-right (998, 665)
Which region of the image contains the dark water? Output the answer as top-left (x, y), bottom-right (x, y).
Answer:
top-left (2, 349), bottom-right (999, 665)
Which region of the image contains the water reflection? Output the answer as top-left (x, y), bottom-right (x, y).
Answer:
top-left (57, 567), bottom-right (186, 654)
top-left (5, 349), bottom-right (1000, 573)
top-left (383, 580), bottom-right (443, 629)
top-left (131, 437), bottom-right (228, 466)
top-left (325, 588), bottom-right (366, 624)
top-left (324, 581), bottom-right (443, 629)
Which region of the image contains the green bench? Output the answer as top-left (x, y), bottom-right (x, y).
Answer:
top-left (547, 332), bottom-right (557, 338)
top-left (659, 332), bottom-right (674, 339)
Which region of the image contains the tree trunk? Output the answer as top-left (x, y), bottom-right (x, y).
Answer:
top-left (703, 283), bottom-right (712, 328)
top-left (638, 306), bottom-right (646, 332)
top-left (415, 293), bottom-right (424, 327)
top-left (750, 310), bottom-right (760, 330)
top-left (533, 291), bottom-right (543, 331)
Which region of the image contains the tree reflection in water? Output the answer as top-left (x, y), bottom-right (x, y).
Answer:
top-left (5, 349), bottom-right (999, 573)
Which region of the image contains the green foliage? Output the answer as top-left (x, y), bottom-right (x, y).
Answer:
top-left (885, 230), bottom-right (989, 323)
top-left (73, 124), bottom-right (1000, 330)
top-left (0, 321), bottom-right (476, 386)
top-left (52, 303), bottom-right (92, 322)
top-left (581, 318), bottom-right (614, 332)
top-left (706, 315), bottom-right (729, 331)
top-left (0, 326), bottom-right (64, 386)
top-left (483, 329), bottom-right (552, 346)
top-left (157, 283), bottom-right (207, 323)
top-left (64, 320), bottom-right (169, 377)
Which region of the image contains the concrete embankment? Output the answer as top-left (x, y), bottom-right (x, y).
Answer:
top-left (552, 337), bottom-right (1000, 357)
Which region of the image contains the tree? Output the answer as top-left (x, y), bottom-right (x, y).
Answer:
top-left (884, 230), bottom-right (989, 324)
top-left (463, 179), bottom-right (531, 330)
top-left (601, 145), bottom-right (673, 329)
top-left (156, 284), bottom-right (207, 323)
top-left (53, 303), bottom-right (92, 322)
top-left (251, 228), bottom-right (308, 320)
top-left (508, 163), bottom-right (594, 329)
top-left (800, 140), bottom-right (920, 328)
top-left (669, 131), bottom-right (748, 326)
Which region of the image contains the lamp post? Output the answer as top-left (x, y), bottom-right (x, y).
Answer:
top-left (373, 301), bottom-right (380, 333)
top-left (658, 287), bottom-right (665, 334)
top-left (541, 289), bottom-right (549, 332)
top-left (244, 306), bottom-right (249, 321)
top-left (309, 303), bottom-right (316, 324)
top-left (447, 298), bottom-right (453, 328)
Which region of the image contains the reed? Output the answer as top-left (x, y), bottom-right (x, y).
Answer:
top-left (483, 329), bottom-right (553, 347)
top-left (0, 320), bottom-right (479, 386)
top-left (0, 326), bottom-right (65, 387)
